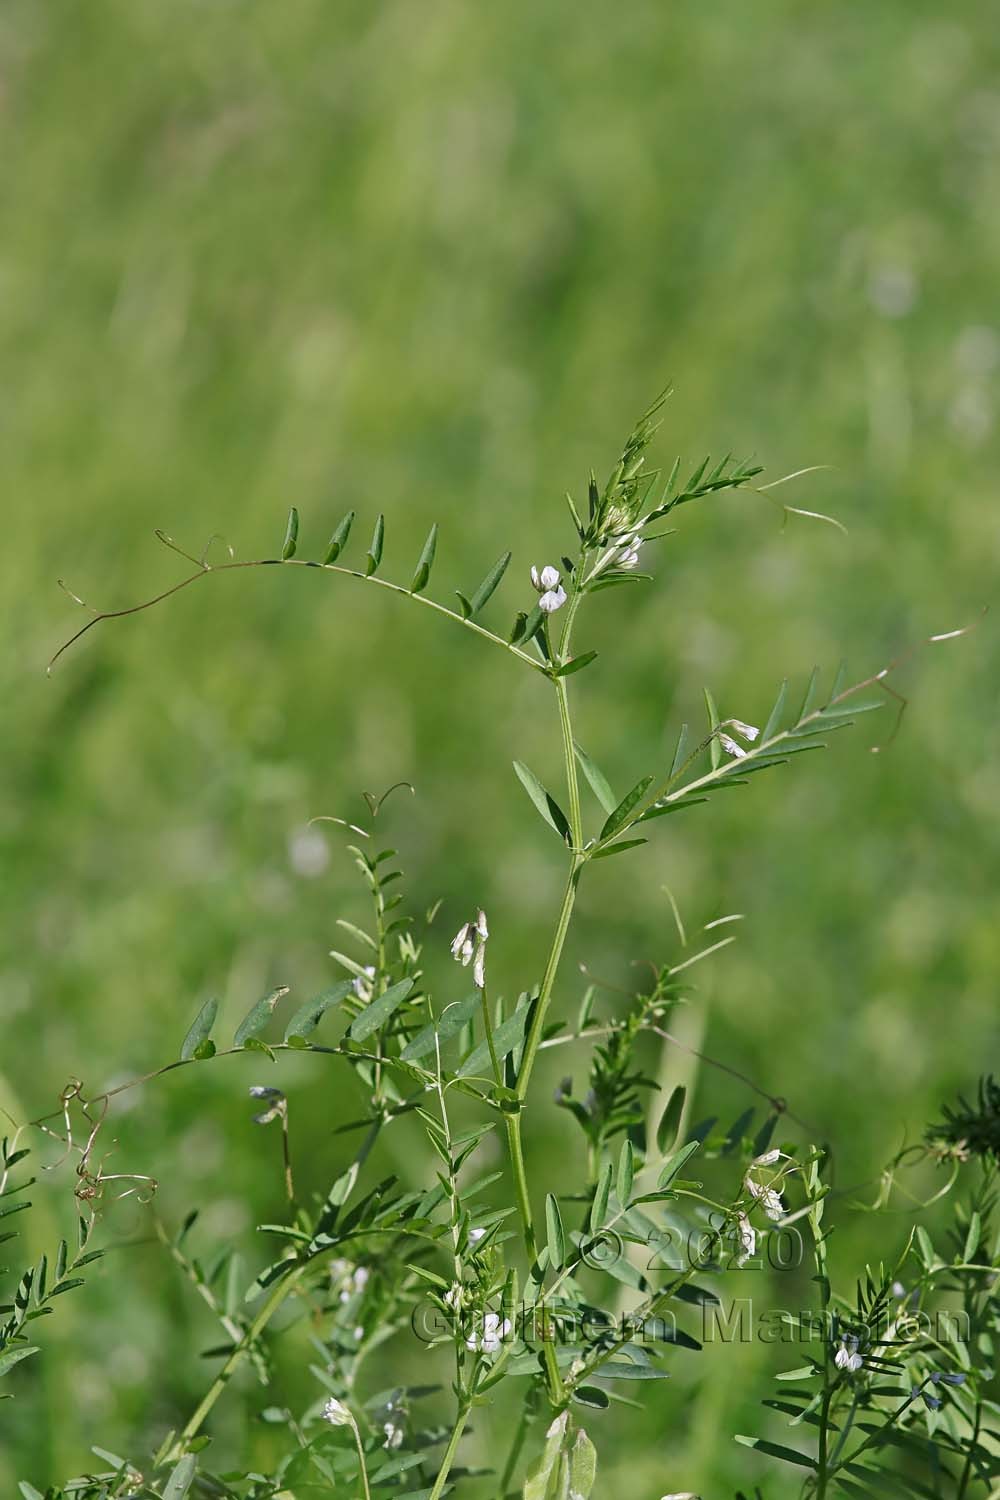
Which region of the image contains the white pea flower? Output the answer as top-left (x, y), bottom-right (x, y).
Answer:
top-left (451, 923), bottom-right (476, 965)
top-left (468, 1226), bottom-right (487, 1246)
top-left (718, 732), bottom-right (748, 759)
top-left (339, 1264), bottom-right (370, 1302)
top-left (354, 1325), bottom-right (364, 1341)
top-left (352, 965), bottom-right (376, 1001)
top-left (660, 1493), bottom-right (702, 1499)
top-left (736, 1213), bottom-right (756, 1264)
top-left (383, 1421), bottom-right (404, 1449)
top-left (746, 1177), bottom-right (784, 1220)
top-left (451, 909), bottom-right (489, 990)
top-left (727, 718), bottom-right (760, 743)
top-left (322, 1396), bottom-right (353, 1427)
top-left (530, 563), bottom-right (567, 614)
top-left (616, 532), bottom-right (643, 569)
top-left (834, 1335), bottom-right (864, 1373)
top-left (444, 1284), bottom-right (462, 1309)
top-left (466, 1311), bottom-right (511, 1355)
top-left (753, 1148), bottom-right (782, 1166)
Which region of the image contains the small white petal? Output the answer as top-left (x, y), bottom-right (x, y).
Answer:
top-left (476, 909), bottom-right (489, 940)
top-left (469, 1227), bottom-right (487, 1245)
top-left (323, 1397), bottom-right (353, 1427)
top-left (540, 565), bottom-right (561, 590)
top-left (847, 1352), bottom-right (864, 1372)
top-left (451, 923), bottom-right (472, 959)
top-left (728, 718), bottom-right (760, 743)
top-left (530, 565), bottom-right (542, 590)
top-left (718, 732), bottom-right (748, 759)
top-left (736, 1213), bottom-right (756, 1262)
top-left (539, 586), bottom-right (568, 614)
top-left (762, 1189), bottom-right (784, 1221)
top-left (473, 945), bottom-right (486, 989)
top-left (753, 1149), bottom-right (781, 1166)
top-left (834, 1346), bottom-right (850, 1369)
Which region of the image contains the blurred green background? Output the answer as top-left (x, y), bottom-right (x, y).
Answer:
top-left (2, 0), bottom-right (998, 1492)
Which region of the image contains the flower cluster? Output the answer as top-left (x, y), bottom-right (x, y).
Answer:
top-left (717, 717), bottom-right (760, 760)
top-left (465, 1310), bottom-right (511, 1355)
top-left (743, 1149), bottom-right (785, 1221)
top-left (530, 563), bottom-right (567, 613)
top-left (451, 908), bottom-right (489, 989)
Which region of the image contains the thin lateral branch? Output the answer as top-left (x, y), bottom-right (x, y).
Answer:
top-left (595, 617), bottom-right (981, 849)
top-left (48, 554), bottom-right (545, 675)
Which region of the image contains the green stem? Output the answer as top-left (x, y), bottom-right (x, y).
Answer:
top-left (428, 1404), bottom-right (472, 1500)
top-left (515, 862), bottom-right (581, 1101)
top-left (348, 1414), bottom-right (374, 1500)
top-left (172, 1261), bottom-right (308, 1454)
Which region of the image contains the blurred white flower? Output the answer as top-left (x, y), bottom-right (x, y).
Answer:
top-left (753, 1148), bottom-right (781, 1166)
top-left (383, 1420), bottom-right (404, 1449)
top-left (451, 922), bottom-right (476, 964)
top-left (322, 1396), bottom-right (353, 1427)
top-left (288, 825), bottom-right (330, 878)
top-left (727, 718), bottom-right (760, 744)
top-left (466, 1311), bottom-right (511, 1354)
top-left (352, 965), bottom-right (376, 1002)
top-left (530, 563), bottom-right (567, 613)
top-left (468, 1226), bottom-right (487, 1246)
top-left (868, 263), bottom-right (918, 319)
top-left (339, 1265), bottom-right (370, 1302)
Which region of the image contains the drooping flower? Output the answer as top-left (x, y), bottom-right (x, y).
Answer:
top-left (736, 1213), bottom-right (756, 1264)
top-left (530, 564), bottom-right (567, 614)
top-left (451, 909), bottom-right (489, 990)
top-left (451, 923), bottom-right (475, 965)
top-left (727, 718), bottom-right (760, 743)
top-left (718, 732), bottom-right (748, 760)
top-left (746, 1177), bottom-right (784, 1220)
top-left (466, 1311), bottom-right (511, 1355)
top-left (248, 1085), bottom-right (285, 1125)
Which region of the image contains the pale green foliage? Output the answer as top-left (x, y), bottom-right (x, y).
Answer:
top-left (5, 403), bottom-right (994, 1500)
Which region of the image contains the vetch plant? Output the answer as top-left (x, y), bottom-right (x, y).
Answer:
top-left (7, 394), bottom-right (994, 1496)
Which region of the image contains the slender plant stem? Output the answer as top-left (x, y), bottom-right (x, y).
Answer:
top-left (515, 862), bottom-right (581, 1102)
top-left (348, 1415), bottom-right (374, 1500)
top-left (172, 1262), bottom-right (308, 1454)
top-left (428, 1403), bottom-right (472, 1500)
top-left (49, 556), bottom-right (545, 676)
